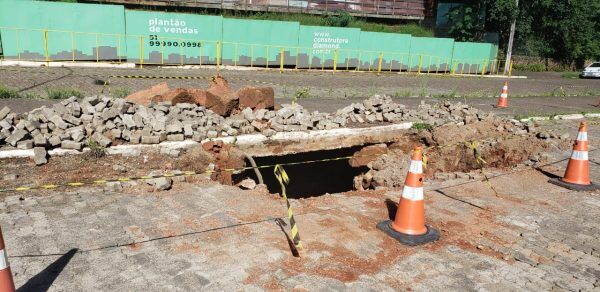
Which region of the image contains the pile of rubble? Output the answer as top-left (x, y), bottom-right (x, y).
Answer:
top-left (125, 75), bottom-right (274, 116)
top-left (337, 95), bottom-right (491, 126)
top-left (0, 89), bottom-right (503, 166)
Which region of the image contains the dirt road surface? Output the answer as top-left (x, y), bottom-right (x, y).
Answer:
top-left (0, 119), bottom-right (599, 290)
top-left (1, 66), bottom-right (599, 117)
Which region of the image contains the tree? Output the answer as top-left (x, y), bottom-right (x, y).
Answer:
top-left (447, 0), bottom-right (600, 68)
top-left (446, 0), bottom-right (518, 49)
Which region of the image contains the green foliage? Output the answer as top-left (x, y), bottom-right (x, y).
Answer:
top-left (560, 72), bottom-right (580, 79)
top-left (85, 139), bottom-right (107, 159)
top-left (45, 88), bottom-right (83, 100)
top-left (446, 0), bottom-right (599, 68)
top-left (112, 88), bottom-right (131, 99)
top-left (294, 87), bottom-right (311, 99)
top-left (411, 122), bottom-right (434, 132)
top-left (222, 11), bottom-right (433, 36)
top-left (513, 63), bottom-right (546, 72)
top-left (324, 11), bottom-right (353, 27)
top-left (0, 84), bottom-right (21, 99)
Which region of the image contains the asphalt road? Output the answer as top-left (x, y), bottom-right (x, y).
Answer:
top-left (0, 65), bottom-right (599, 117)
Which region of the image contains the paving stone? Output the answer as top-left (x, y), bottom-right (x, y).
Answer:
top-left (141, 136), bottom-right (160, 144)
top-left (32, 147), bottom-right (48, 165)
top-left (61, 140), bottom-right (82, 150)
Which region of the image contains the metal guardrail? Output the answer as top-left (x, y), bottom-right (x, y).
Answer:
top-left (92, 0), bottom-right (426, 20)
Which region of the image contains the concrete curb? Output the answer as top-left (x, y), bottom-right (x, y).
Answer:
top-left (0, 60), bottom-right (136, 68)
top-left (0, 122), bottom-right (414, 159)
top-left (519, 113), bottom-right (600, 123)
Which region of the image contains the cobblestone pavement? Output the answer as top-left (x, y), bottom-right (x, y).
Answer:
top-left (1, 65), bottom-right (599, 115)
top-left (0, 120), bottom-right (599, 290)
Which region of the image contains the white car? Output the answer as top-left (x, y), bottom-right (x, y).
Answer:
top-left (581, 62), bottom-right (600, 78)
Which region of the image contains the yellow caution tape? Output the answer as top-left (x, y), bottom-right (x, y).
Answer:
top-left (274, 164), bottom-right (302, 249)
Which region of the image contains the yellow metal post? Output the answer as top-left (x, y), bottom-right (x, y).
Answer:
top-left (118, 36), bottom-right (121, 63)
top-left (508, 60), bottom-right (513, 77)
top-left (70, 31), bottom-right (75, 62)
top-left (346, 49), bottom-right (350, 71)
top-left (266, 45), bottom-right (270, 69)
top-left (333, 48), bottom-right (338, 73)
top-left (161, 37), bottom-right (165, 65)
top-left (295, 48), bottom-right (299, 70)
top-left (139, 35), bottom-right (143, 68)
top-left (451, 60), bottom-right (458, 75)
top-left (180, 38), bottom-right (184, 65)
top-left (43, 29), bottom-right (49, 64)
top-left (369, 51), bottom-right (373, 71)
top-left (16, 29), bottom-right (21, 60)
top-left (199, 44), bottom-right (203, 66)
top-left (216, 41), bottom-right (221, 70)
top-left (377, 52), bottom-right (383, 74)
top-left (481, 59), bottom-right (487, 77)
top-left (280, 47), bottom-right (284, 74)
top-left (417, 55), bottom-right (423, 74)
top-left (234, 43), bottom-right (238, 66)
top-left (95, 33), bottom-right (99, 62)
top-left (321, 51), bottom-right (324, 71)
top-left (308, 50), bottom-right (312, 70)
top-left (427, 55), bottom-right (432, 75)
top-left (250, 44), bottom-right (254, 68)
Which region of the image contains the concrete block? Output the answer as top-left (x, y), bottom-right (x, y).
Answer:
top-left (141, 136), bottom-right (160, 144)
top-left (33, 147), bottom-right (48, 165)
top-left (17, 139), bottom-right (34, 150)
top-left (61, 140), bottom-right (83, 150)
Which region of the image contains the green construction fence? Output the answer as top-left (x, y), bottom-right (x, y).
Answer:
top-left (221, 18), bottom-right (299, 67)
top-left (357, 31), bottom-right (412, 71)
top-left (0, 0), bottom-right (499, 73)
top-left (297, 25), bottom-right (361, 69)
top-left (125, 10), bottom-right (222, 65)
top-left (0, 0), bottom-right (126, 61)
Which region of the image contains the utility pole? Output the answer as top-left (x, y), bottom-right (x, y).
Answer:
top-left (504, 0), bottom-right (518, 75)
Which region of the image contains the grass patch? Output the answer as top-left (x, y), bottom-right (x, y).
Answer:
top-left (45, 88), bottom-right (83, 100)
top-left (112, 88), bottom-right (131, 99)
top-left (294, 87), bottom-right (311, 99)
top-left (394, 89), bottom-right (413, 98)
top-left (85, 139), bottom-right (107, 159)
top-left (433, 89), bottom-right (458, 99)
top-left (560, 72), bottom-right (580, 79)
top-left (411, 122), bottom-right (433, 132)
top-left (0, 84), bottom-right (21, 99)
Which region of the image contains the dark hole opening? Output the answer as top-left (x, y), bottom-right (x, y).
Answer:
top-left (237, 146), bottom-right (370, 198)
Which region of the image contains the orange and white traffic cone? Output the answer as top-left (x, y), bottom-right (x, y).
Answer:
top-left (0, 227), bottom-right (15, 292)
top-left (550, 121), bottom-right (599, 191)
top-left (496, 81), bottom-right (508, 108)
top-left (377, 145), bottom-right (440, 246)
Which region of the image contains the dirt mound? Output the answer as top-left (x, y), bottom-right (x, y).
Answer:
top-left (352, 119), bottom-right (572, 190)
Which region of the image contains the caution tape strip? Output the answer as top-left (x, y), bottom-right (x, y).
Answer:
top-left (109, 75), bottom-right (211, 80)
top-left (274, 165), bottom-right (302, 249)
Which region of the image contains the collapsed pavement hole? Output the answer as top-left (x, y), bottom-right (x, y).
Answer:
top-left (238, 146), bottom-right (369, 198)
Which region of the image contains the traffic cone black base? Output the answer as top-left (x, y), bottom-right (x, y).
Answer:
top-left (377, 220), bottom-right (440, 246)
top-left (548, 178), bottom-right (599, 191)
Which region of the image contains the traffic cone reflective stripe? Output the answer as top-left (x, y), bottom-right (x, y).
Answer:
top-left (571, 150), bottom-right (588, 161)
top-left (497, 82), bottom-right (508, 108)
top-left (0, 227), bottom-right (15, 292)
top-left (562, 122), bottom-right (591, 185)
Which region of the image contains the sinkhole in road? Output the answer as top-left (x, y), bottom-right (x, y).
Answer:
top-left (239, 146), bottom-right (369, 198)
